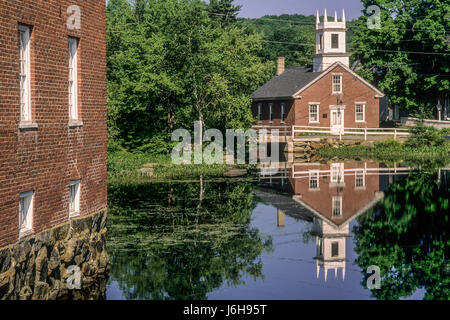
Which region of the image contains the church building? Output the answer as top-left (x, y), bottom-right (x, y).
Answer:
top-left (251, 9), bottom-right (385, 133)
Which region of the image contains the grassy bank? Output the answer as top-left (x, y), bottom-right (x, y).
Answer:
top-left (318, 142), bottom-right (449, 162)
top-left (108, 151), bottom-right (251, 183)
top-left (318, 125), bottom-right (450, 164)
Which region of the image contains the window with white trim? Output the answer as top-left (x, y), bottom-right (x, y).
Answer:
top-left (257, 103), bottom-right (262, 123)
top-left (331, 34), bottom-right (339, 49)
top-left (355, 103), bottom-right (365, 122)
top-left (309, 171), bottom-right (319, 189)
top-left (355, 170), bottom-right (365, 188)
top-left (331, 242), bottom-right (339, 257)
top-left (309, 104), bottom-right (319, 123)
top-left (332, 74), bottom-right (342, 94)
top-left (269, 103), bottom-right (273, 123)
top-left (19, 191), bottom-right (34, 235)
top-left (69, 180), bottom-right (81, 216)
top-left (68, 37), bottom-right (79, 121)
top-left (332, 196), bottom-right (342, 217)
top-left (281, 103), bottom-right (286, 123)
top-left (18, 24), bottom-right (31, 123)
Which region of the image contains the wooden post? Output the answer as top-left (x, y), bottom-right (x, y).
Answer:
top-left (394, 128), bottom-right (397, 140)
top-left (364, 128), bottom-right (367, 141)
top-left (292, 125), bottom-right (295, 141)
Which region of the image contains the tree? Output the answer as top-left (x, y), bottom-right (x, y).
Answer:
top-left (106, 0), bottom-right (272, 153)
top-left (208, 0), bottom-right (242, 24)
top-left (351, 0), bottom-right (450, 113)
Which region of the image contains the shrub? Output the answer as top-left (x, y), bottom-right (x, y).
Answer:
top-left (405, 123), bottom-right (446, 148)
top-left (375, 139), bottom-right (402, 149)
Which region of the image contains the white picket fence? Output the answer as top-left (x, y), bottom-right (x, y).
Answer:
top-left (251, 125), bottom-right (411, 141)
top-left (292, 125), bottom-right (410, 141)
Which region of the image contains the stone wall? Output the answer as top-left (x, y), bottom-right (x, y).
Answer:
top-left (0, 210), bottom-right (108, 300)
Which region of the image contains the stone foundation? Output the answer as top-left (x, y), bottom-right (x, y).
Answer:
top-left (0, 210), bottom-right (108, 300)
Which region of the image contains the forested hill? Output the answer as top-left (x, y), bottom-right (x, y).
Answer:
top-left (239, 14), bottom-right (357, 69)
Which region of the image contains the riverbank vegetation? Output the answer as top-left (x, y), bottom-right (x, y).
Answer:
top-left (318, 126), bottom-right (450, 164)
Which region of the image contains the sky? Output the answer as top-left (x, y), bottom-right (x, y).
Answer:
top-left (234, 0), bottom-right (365, 20)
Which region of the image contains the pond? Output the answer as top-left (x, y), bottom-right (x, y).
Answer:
top-left (105, 161), bottom-right (450, 300)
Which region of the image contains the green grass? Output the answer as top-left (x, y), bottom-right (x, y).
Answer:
top-left (318, 139), bottom-right (450, 164)
top-left (108, 151), bottom-right (252, 183)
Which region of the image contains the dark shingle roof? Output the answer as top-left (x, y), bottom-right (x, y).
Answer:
top-left (251, 65), bottom-right (324, 100)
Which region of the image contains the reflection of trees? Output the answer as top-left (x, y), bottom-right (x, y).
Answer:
top-left (107, 179), bottom-right (273, 300)
top-left (353, 170), bottom-right (449, 300)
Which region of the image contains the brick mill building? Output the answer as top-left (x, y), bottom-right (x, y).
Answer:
top-left (252, 9), bottom-right (385, 134)
top-left (0, 1), bottom-right (107, 248)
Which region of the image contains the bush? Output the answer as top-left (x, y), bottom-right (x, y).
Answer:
top-left (375, 139), bottom-right (402, 149)
top-left (405, 123), bottom-right (446, 148)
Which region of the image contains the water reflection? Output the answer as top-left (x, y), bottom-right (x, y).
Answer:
top-left (106, 160), bottom-right (449, 300)
top-left (257, 161), bottom-right (449, 299)
top-left (107, 181), bottom-right (273, 300)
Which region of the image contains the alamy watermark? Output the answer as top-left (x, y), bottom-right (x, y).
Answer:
top-left (366, 265), bottom-right (381, 290)
top-left (171, 122), bottom-right (280, 173)
top-left (67, 5), bottom-right (81, 30)
top-left (367, 5), bottom-right (381, 30)
top-left (66, 265), bottom-right (81, 290)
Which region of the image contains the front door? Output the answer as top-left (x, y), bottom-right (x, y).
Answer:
top-left (330, 109), bottom-right (344, 135)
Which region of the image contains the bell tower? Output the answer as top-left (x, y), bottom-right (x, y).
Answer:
top-left (313, 9), bottom-right (350, 72)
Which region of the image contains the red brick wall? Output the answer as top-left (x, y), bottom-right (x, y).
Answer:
top-left (295, 66), bottom-right (380, 128)
top-left (0, 0), bottom-right (107, 247)
top-left (252, 66), bottom-right (381, 128)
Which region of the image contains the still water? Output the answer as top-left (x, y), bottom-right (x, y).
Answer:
top-left (105, 161), bottom-right (450, 300)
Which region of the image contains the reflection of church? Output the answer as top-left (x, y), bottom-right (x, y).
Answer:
top-left (257, 161), bottom-right (393, 281)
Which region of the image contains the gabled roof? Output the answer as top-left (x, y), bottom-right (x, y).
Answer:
top-left (251, 66), bottom-right (324, 100)
top-left (251, 62), bottom-right (385, 101)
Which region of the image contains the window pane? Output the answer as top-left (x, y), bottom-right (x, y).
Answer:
top-left (331, 34), bottom-right (339, 48)
top-left (331, 242), bottom-right (339, 257)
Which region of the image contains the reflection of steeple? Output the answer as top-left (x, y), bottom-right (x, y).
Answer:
top-left (312, 217), bottom-right (348, 281)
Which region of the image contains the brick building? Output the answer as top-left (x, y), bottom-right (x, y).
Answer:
top-left (0, 1), bottom-right (107, 248)
top-left (251, 9), bottom-right (385, 133)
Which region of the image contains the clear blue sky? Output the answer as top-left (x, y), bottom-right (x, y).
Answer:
top-left (234, 0), bottom-right (364, 20)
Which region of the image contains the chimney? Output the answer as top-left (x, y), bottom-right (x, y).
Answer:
top-left (277, 57), bottom-right (285, 76)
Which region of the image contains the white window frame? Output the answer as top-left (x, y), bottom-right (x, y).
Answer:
top-left (18, 24), bottom-right (32, 123)
top-left (309, 171), bottom-right (320, 190)
top-left (68, 37), bottom-right (79, 121)
top-left (281, 103), bottom-right (286, 124)
top-left (269, 103), bottom-right (273, 123)
top-left (332, 196), bottom-right (342, 217)
top-left (355, 170), bottom-right (366, 189)
top-left (69, 180), bottom-right (81, 217)
top-left (19, 191), bottom-right (34, 235)
top-left (332, 74), bottom-right (342, 94)
top-left (355, 102), bottom-right (366, 123)
top-left (257, 103), bottom-right (262, 123)
top-left (309, 103), bottom-right (320, 123)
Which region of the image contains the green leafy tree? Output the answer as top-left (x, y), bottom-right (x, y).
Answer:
top-left (354, 170), bottom-right (450, 300)
top-left (352, 0), bottom-right (450, 113)
top-left (208, 0), bottom-right (242, 24)
top-left (107, 0), bottom-right (272, 153)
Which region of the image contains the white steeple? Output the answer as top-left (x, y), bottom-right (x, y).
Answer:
top-left (313, 8), bottom-right (350, 72)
